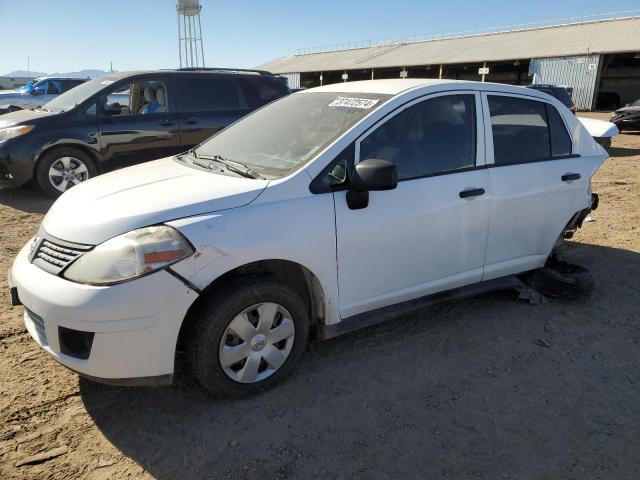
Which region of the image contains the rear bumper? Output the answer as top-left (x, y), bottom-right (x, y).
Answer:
top-left (10, 242), bottom-right (199, 384)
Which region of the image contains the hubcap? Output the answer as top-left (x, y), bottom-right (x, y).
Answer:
top-left (219, 302), bottom-right (295, 384)
top-left (48, 156), bottom-right (90, 193)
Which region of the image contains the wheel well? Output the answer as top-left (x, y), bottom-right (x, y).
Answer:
top-left (35, 144), bottom-right (102, 174)
top-left (176, 260), bottom-right (326, 351)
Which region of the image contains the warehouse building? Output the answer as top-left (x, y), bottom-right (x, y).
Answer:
top-left (258, 15), bottom-right (640, 110)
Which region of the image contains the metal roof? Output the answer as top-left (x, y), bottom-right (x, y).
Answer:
top-left (257, 17), bottom-right (640, 74)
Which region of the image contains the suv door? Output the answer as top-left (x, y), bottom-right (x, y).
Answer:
top-left (95, 76), bottom-right (181, 167)
top-left (173, 74), bottom-right (251, 148)
top-left (333, 92), bottom-right (490, 319)
top-left (481, 92), bottom-right (588, 280)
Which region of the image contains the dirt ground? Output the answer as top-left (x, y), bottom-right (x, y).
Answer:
top-left (1, 112), bottom-right (639, 479)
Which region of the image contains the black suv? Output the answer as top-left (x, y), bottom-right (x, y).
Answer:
top-left (527, 84), bottom-right (577, 113)
top-left (0, 69), bottom-right (289, 197)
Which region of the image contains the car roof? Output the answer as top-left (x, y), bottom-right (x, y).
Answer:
top-left (303, 78), bottom-right (553, 99)
top-left (95, 69), bottom-right (278, 81)
top-left (35, 77), bottom-right (88, 81)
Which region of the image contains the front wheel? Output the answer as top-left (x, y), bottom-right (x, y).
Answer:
top-left (35, 147), bottom-right (97, 198)
top-left (186, 279), bottom-right (309, 397)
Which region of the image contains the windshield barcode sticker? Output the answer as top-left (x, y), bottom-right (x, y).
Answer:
top-left (328, 97), bottom-right (379, 109)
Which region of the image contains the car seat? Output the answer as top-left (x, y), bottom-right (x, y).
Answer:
top-left (140, 86), bottom-right (160, 114)
top-left (155, 88), bottom-right (168, 113)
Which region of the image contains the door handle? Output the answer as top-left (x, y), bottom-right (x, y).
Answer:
top-left (160, 119), bottom-right (175, 127)
top-left (459, 188), bottom-right (485, 198)
top-left (561, 173), bottom-right (581, 182)
top-left (183, 117), bottom-right (198, 125)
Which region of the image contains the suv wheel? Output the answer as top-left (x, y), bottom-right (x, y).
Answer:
top-left (186, 278), bottom-right (309, 397)
top-left (36, 147), bottom-right (97, 198)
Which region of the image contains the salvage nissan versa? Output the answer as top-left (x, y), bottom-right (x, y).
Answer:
top-left (9, 79), bottom-right (606, 397)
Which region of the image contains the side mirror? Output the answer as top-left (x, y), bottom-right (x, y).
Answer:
top-left (32, 88), bottom-right (44, 96)
top-left (347, 159), bottom-right (398, 210)
top-left (103, 102), bottom-right (122, 116)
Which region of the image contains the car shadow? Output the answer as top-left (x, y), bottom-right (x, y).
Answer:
top-left (79, 241), bottom-right (640, 479)
top-left (0, 185), bottom-right (53, 214)
top-left (609, 146), bottom-right (640, 158)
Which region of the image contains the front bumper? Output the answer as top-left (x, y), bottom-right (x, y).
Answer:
top-left (612, 116), bottom-right (640, 130)
top-left (10, 242), bottom-right (199, 385)
top-left (0, 140), bottom-right (41, 186)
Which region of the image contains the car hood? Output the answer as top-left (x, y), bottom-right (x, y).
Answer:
top-left (0, 90), bottom-right (21, 98)
top-left (42, 157), bottom-right (270, 245)
top-left (0, 108), bottom-right (54, 126)
top-left (614, 106), bottom-right (640, 115)
top-left (577, 117), bottom-right (619, 138)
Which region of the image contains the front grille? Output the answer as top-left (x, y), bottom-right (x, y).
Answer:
top-left (26, 309), bottom-right (48, 346)
top-left (32, 237), bottom-right (92, 275)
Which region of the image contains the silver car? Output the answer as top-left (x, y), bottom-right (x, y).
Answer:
top-left (0, 77), bottom-right (87, 114)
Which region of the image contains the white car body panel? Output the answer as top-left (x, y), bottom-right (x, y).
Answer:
top-left (480, 91), bottom-right (604, 279)
top-left (10, 78), bottom-right (608, 383)
top-left (12, 243), bottom-right (198, 379)
top-left (43, 157), bottom-right (269, 244)
top-left (577, 116), bottom-right (619, 138)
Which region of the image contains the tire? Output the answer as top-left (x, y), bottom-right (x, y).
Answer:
top-left (35, 147), bottom-right (98, 198)
top-left (186, 278), bottom-right (309, 397)
top-left (526, 259), bottom-right (594, 299)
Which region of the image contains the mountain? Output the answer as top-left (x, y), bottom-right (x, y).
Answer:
top-left (3, 69), bottom-right (107, 79)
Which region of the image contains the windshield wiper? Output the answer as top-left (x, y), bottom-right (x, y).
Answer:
top-left (196, 153), bottom-right (264, 179)
top-left (183, 149), bottom-right (216, 170)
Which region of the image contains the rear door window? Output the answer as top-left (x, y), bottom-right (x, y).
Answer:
top-left (174, 76), bottom-right (239, 112)
top-left (488, 95), bottom-right (550, 165)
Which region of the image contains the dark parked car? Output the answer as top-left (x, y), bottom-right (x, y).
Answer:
top-left (611, 98), bottom-right (640, 131)
top-left (527, 84), bottom-right (576, 113)
top-left (0, 69), bottom-right (289, 197)
top-left (596, 91), bottom-right (621, 111)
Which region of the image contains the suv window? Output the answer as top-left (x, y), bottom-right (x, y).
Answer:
top-left (175, 76), bottom-right (239, 112)
top-left (61, 80), bottom-right (84, 93)
top-left (547, 105), bottom-right (572, 157)
top-left (238, 76), bottom-right (289, 108)
top-left (359, 94), bottom-right (476, 179)
top-left (101, 79), bottom-right (169, 117)
top-left (488, 95), bottom-right (550, 165)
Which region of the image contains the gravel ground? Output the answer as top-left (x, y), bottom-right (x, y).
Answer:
top-left (1, 113), bottom-right (639, 479)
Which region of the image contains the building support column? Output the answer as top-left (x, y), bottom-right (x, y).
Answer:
top-left (481, 62), bottom-right (487, 82)
top-left (371, 69), bottom-right (374, 80)
top-left (439, 64), bottom-right (443, 79)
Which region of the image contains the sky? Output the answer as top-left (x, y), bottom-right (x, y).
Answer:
top-left (1, 0), bottom-right (639, 74)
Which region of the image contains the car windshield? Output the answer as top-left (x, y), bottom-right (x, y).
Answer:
top-left (631, 99), bottom-right (640, 107)
top-left (193, 92), bottom-right (391, 177)
top-left (41, 74), bottom-right (119, 113)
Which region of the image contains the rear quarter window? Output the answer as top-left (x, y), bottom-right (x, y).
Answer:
top-left (547, 105), bottom-right (573, 157)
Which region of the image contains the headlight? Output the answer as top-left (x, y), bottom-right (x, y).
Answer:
top-left (63, 226), bottom-right (194, 285)
top-left (0, 125), bottom-right (35, 143)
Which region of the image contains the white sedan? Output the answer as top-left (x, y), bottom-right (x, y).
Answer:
top-left (9, 79), bottom-right (606, 397)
